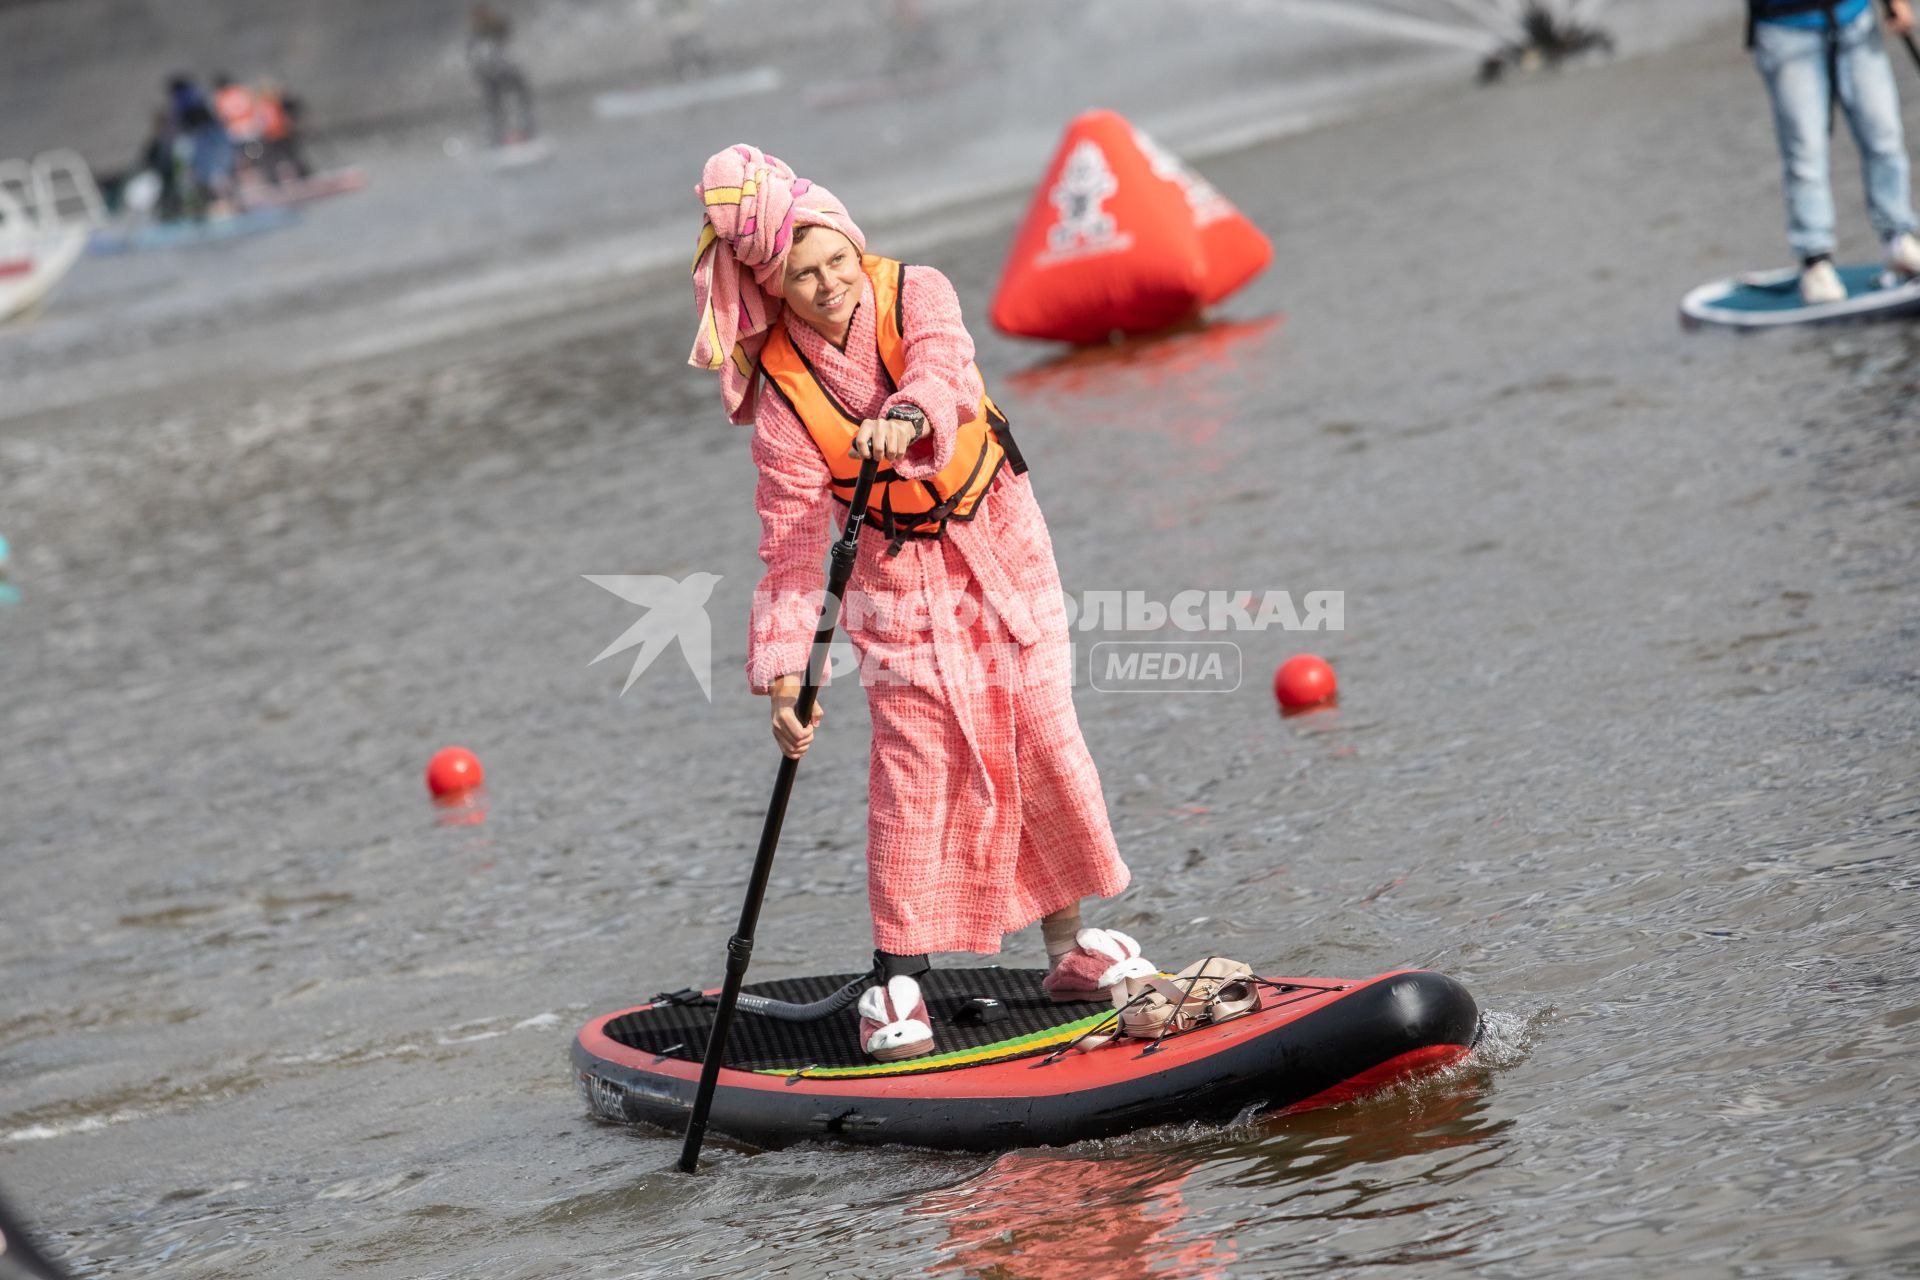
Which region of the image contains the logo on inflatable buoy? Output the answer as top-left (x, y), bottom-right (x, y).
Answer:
top-left (1042, 140), bottom-right (1131, 263)
top-left (1131, 127), bottom-right (1232, 228)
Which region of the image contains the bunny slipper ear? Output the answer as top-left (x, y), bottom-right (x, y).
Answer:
top-left (1076, 929), bottom-right (1155, 986)
top-left (1074, 927), bottom-right (1122, 960)
top-left (1076, 927), bottom-right (1142, 961)
top-left (886, 975), bottom-right (922, 1020)
top-left (858, 975), bottom-right (924, 1024)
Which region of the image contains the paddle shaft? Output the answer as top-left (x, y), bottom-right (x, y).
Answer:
top-left (0, 1185), bottom-right (71, 1280)
top-left (677, 457), bottom-right (879, 1174)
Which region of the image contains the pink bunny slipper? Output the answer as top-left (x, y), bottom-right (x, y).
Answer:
top-left (857, 974), bottom-right (935, 1062)
top-left (1041, 927), bottom-right (1158, 1003)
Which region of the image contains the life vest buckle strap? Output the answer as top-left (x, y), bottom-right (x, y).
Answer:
top-left (996, 426), bottom-right (1029, 476)
top-left (832, 466), bottom-right (903, 487)
top-left (987, 405), bottom-right (1029, 476)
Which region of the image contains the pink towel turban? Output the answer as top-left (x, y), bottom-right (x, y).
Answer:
top-left (688, 144), bottom-right (867, 424)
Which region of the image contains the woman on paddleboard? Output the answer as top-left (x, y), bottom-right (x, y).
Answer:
top-left (687, 144), bottom-right (1154, 1062)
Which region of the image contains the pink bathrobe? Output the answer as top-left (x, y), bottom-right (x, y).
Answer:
top-left (746, 265), bottom-right (1130, 955)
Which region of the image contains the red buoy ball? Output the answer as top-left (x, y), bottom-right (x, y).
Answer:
top-left (426, 746), bottom-right (485, 797)
top-left (1273, 654), bottom-right (1337, 711)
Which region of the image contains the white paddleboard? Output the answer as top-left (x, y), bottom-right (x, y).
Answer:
top-left (447, 134), bottom-right (557, 172)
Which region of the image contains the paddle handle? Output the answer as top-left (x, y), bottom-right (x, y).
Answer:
top-left (676, 458), bottom-right (879, 1174)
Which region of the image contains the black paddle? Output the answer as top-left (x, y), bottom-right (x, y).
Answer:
top-left (677, 455), bottom-right (880, 1174)
top-left (0, 1185), bottom-right (71, 1280)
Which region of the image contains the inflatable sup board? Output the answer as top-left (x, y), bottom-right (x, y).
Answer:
top-left (478, 136), bottom-right (556, 172)
top-left (87, 206), bottom-right (298, 256)
top-left (238, 167), bottom-right (367, 208)
top-left (1681, 264), bottom-right (1920, 329)
top-left (574, 966), bottom-right (1479, 1151)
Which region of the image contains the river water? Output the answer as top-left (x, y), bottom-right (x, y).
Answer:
top-left (4, 5), bottom-right (1918, 1278)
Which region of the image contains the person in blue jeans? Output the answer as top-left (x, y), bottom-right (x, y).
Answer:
top-left (1750, 0), bottom-right (1920, 302)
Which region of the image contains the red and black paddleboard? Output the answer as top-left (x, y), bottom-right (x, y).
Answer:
top-left (574, 966), bottom-right (1479, 1150)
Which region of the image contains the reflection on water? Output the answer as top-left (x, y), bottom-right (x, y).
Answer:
top-left (916, 1150), bottom-right (1236, 1280)
top-left (1008, 317), bottom-right (1282, 453)
top-left (903, 1067), bottom-right (1511, 1280)
top-left (1007, 317), bottom-right (1284, 536)
top-left (1235, 1066), bottom-right (1513, 1190)
top-left (1009, 316), bottom-right (1282, 397)
top-left (433, 790), bottom-right (491, 828)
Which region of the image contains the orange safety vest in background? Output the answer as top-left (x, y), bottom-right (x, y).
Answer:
top-left (254, 93), bottom-right (291, 142)
top-left (758, 255), bottom-right (1027, 553)
top-left (215, 85), bottom-right (260, 139)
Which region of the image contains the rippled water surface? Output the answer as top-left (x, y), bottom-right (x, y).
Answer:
top-left (4, 12), bottom-right (1919, 1280)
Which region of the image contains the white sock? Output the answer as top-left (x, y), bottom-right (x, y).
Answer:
top-left (1042, 906), bottom-right (1084, 966)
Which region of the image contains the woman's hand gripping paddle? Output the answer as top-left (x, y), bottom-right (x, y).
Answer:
top-left (677, 457), bottom-right (880, 1174)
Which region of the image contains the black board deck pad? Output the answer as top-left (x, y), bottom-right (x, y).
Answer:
top-left (604, 967), bottom-right (1106, 1076)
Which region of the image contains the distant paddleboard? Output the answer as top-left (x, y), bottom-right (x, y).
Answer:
top-left (87, 206), bottom-right (298, 256)
top-left (449, 134), bottom-right (557, 173)
top-left (801, 73), bottom-right (920, 110)
top-left (593, 67), bottom-right (781, 119)
top-left (1681, 264), bottom-right (1920, 330)
top-left (238, 167), bottom-right (367, 208)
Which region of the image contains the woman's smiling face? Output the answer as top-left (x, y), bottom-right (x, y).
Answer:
top-left (781, 227), bottom-right (863, 339)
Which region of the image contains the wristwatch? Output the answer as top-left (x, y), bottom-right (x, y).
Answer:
top-left (885, 403), bottom-right (929, 440)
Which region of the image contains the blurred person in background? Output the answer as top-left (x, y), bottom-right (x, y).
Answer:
top-left (213, 73), bottom-right (265, 186)
top-left (160, 73), bottom-right (235, 215)
top-left (166, 73), bottom-right (208, 129)
top-left (177, 99), bottom-right (235, 215)
top-left (135, 108), bottom-right (183, 219)
top-left (254, 78), bottom-right (313, 181)
top-left (1749, 0), bottom-right (1920, 302)
top-left (663, 0), bottom-right (714, 79)
top-left (468, 3), bottom-right (536, 145)
top-left (213, 74), bottom-right (261, 153)
top-left (890, 0), bottom-right (941, 67)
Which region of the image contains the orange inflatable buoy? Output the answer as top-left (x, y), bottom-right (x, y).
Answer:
top-left (991, 110), bottom-right (1271, 344)
top-left (426, 746), bottom-right (485, 797)
top-left (1274, 654), bottom-right (1337, 712)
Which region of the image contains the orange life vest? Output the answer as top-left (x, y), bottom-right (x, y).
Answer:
top-left (255, 93), bottom-right (291, 142)
top-left (758, 256), bottom-right (1027, 554)
top-left (215, 85), bottom-right (259, 139)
